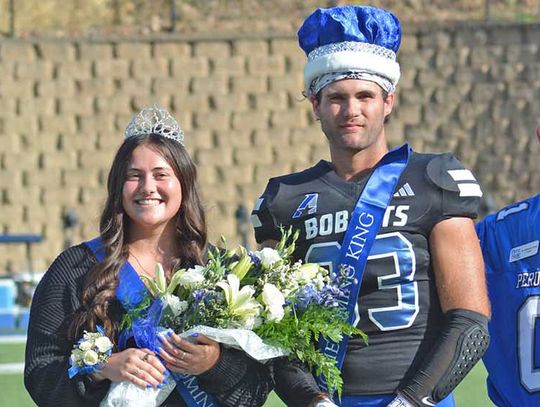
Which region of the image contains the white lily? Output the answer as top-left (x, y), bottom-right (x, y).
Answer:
top-left (140, 263), bottom-right (168, 297)
top-left (155, 264), bottom-right (167, 292)
top-left (217, 274), bottom-right (261, 320)
top-left (229, 248), bottom-right (253, 281)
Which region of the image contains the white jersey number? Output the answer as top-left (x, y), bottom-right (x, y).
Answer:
top-left (518, 296), bottom-right (540, 392)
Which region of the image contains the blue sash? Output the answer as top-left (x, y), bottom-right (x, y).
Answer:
top-left (84, 238), bottom-right (218, 407)
top-left (316, 144), bottom-right (410, 394)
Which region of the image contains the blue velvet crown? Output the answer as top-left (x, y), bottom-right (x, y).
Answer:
top-left (298, 5), bottom-right (402, 96)
top-left (298, 5), bottom-right (401, 56)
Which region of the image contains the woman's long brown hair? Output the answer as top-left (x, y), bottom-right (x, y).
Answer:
top-left (68, 134), bottom-right (207, 342)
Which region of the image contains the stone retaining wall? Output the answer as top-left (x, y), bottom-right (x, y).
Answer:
top-left (1, 22), bottom-right (539, 272)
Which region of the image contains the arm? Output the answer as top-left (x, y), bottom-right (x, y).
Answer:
top-left (197, 345), bottom-right (274, 407)
top-left (274, 358), bottom-right (329, 407)
top-left (392, 217), bottom-right (490, 407)
top-left (430, 217), bottom-right (489, 315)
top-left (24, 246), bottom-right (110, 407)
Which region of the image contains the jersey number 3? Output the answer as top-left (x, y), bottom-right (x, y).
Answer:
top-left (305, 232), bottom-right (419, 331)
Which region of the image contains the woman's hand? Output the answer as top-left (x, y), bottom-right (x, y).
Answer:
top-left (98, 348), bottom-right (168, 389)
top-left (158, 332), bottom-right (220, 376)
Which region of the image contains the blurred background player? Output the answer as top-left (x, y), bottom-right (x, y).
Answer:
top-left (476, 126), bottom-right (540, 407)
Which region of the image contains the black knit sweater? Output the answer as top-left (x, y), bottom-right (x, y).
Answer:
top-left (24, 243), bottom-right (274, 407)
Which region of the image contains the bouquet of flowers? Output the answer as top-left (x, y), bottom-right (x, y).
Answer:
top-left (161, 229), bottom-right (363, 393)
top-left (68, 325), bottom-right (113, 379)
top-left (103, 228), bottom-right (365, 405)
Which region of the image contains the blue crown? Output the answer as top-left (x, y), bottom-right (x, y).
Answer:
top-left (298, 5), bottom-right (401, 56)
top-left (298, 6), bottom-right (402, 96)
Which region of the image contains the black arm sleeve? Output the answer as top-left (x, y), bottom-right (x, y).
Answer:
top-left (273, 358), bottom-right (323, 407)
top-left (398, 309), bottom-right (490, 407)
top-left (197, 346), bottom-right (274, 407)
top-left (24, 245), bottom-right (110, 407)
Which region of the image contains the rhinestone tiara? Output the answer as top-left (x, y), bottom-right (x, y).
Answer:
top-left (124, 104), bottom-right (184, 145)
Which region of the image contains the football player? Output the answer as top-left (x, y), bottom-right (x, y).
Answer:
top-left (477, 126), bottom-right (540, 407)
top-left (251, 5), bottom-right (491, 407)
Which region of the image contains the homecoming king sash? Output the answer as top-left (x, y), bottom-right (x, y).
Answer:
top-left (85, 238), bottom-right (218, 407)
top-left (317, 144), bottom-right (410, 395)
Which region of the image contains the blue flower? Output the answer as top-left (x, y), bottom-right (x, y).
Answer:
top-left (295, 284), bottom-right (322, 310)
top-left (248, 252), bottom-right (262, 268)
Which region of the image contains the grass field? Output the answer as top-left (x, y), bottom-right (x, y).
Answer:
top-left (0, 341), bottom-right (494, 406)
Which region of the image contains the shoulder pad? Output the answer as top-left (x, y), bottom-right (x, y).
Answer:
top-left (426, 153), bottom-right (482, 197)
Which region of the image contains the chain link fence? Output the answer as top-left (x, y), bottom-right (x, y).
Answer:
top-left (1, 0), bottom-right (539, 38)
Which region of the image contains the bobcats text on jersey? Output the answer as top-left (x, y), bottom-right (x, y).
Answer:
top-left (304, 205), bottom-right (410, 240)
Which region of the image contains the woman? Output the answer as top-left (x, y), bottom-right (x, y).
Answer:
top-left (24, 105), bottom-right (273, 407)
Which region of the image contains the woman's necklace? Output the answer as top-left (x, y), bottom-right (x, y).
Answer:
top-left (130, 251), bottom-right (154, 278)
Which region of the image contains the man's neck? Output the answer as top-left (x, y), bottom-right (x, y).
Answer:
top-left (330, 142), bottom-right (389, 182)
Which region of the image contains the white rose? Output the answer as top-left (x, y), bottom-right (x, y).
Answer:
top-left (163, 293), bottom-right (188, 316)
top-left (95, 336), bottom-right (113, 353)
top-left (314, 274), bottom-right (325, 290)
top-left (296, 263), bottom-right (319, 282)
top-left (262, 283), bottom-right (285, 307)
top-left (78, 340), bottom-right (92, 351)
top-left (83, 349), bottom-right (99, 366)
top-left (262, 283), bottom-right (285, 322)
top-left (70, 353), bottom-right (80, 365)
top-left (266, 305), bottom-right (285, 322)
top-left (179, 265), bottom-right (205, 288)
top-left (255, 248), bottom-right (282, 268)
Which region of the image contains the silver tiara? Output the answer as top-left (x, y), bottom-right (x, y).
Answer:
top-left (124, 104), bottom-right (184, 145)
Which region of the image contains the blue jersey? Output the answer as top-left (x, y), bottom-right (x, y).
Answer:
top-left (476, 194), bottom-right (540, 407)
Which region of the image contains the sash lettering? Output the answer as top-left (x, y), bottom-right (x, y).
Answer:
top-left (345, 213), bottom-right (375, 260)
top-left (316, 144), bottom-right (410, 397)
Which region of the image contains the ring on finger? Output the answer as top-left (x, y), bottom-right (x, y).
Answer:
top-left (133, 368), bottom-right (141, 377)
top-left (180, 351), bottom-right (186, 361)
top-left (142, 353), bottom-right (151, 362)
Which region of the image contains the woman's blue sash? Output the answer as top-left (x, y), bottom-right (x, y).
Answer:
top-left (84, 238), bottom-right (218, 407)
top-left (316, 144), bottom-right (410, 395)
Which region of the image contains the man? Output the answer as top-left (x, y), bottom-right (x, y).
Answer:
top-left (476, 127), bottom-right (540, 407)
top-left (251, 5), bottom-right (490, 407)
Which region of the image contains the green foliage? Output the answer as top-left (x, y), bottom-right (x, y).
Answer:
top-left (255, 305), bottom-right (366, 397)
top-left (275, 226), bottom-right (300, 260)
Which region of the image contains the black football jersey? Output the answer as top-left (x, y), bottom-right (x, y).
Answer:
top-left (251, 151), bottom-right (482, 395)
